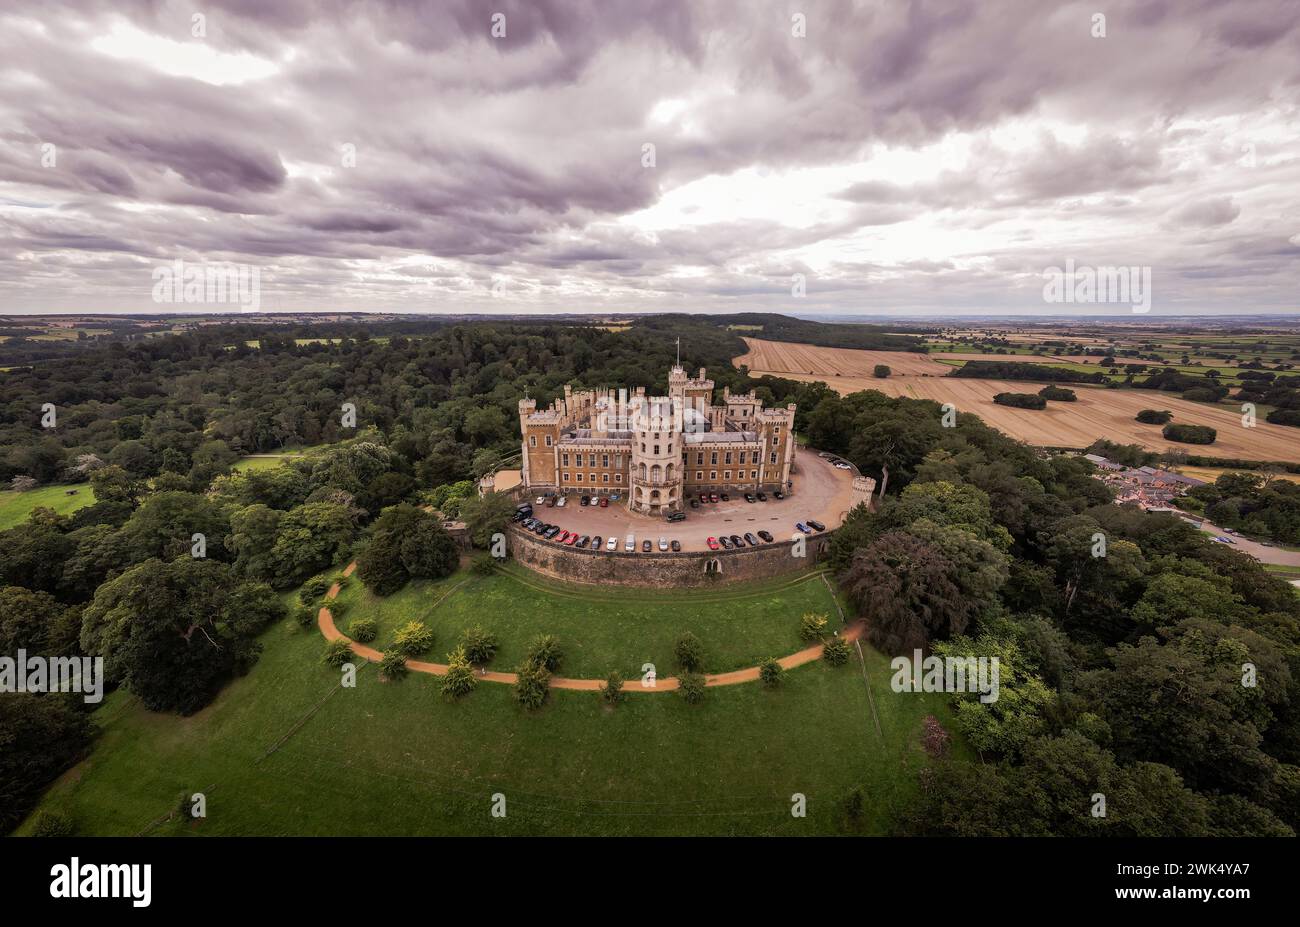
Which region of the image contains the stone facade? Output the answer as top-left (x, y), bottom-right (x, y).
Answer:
top-left (508, 523), bottom-right (833, 589)
top-left (518, 363), bottom-right (797, 515)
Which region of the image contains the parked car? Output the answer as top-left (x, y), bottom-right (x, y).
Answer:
top-left (606, 536), bottom-right (618, 551)
top-left (565, 533), bottom-right (578, 546)
top-left (577, 535), bottom-right (590, 547)
top-left (706, 536), bottom-right (720, 550)
top-left (744, 532), bottom-right (759, 546)
top-left (579, 495), bottom-right (589, 506)
top-left (718, 536), bottom-right (732, 549)
top-left (511, 510), bottom-right (527, 522)
top-left (795, 522), bottom-right (811, 534)
top-left (690, 499), bottom-right (700, 508)
top-left (698, 493), bottom-right (709, 504)
top-left (545, 496), bottom-right (557, 507)
top-left (772, 490), bottom-right (784, 500)
top-left (642, 539), bottom-right (652, 552)
top-left (667, 511), bottom-right (687, 522)
top-left (658, 536), bottom-right (669, 551)
top-left (835, 462), bottom-right (852, 470)
top-left (744, 493), bottom-right (756, 503)
top-left (555, 495), bottom-right (567, 507)
top-left (807, 519), bottom-right (826, 532)
top-left (670, 539), bottom-right (681, 552)
top-left (757, 530), bottom-right (774, 543)
top-left (535, 495), bottom-right (546, 505)
top-left (709, 493), bottom-right (719, 503)
top-left (720, 492), bottom-right (730, 501)
top-left (624, 534), bottom-right (636, 552)
top-left (756, 491), bottom-right (767, 501)
top-left (590, 536), bottom-right (601, 550)
top-left (1215, 535), bottom-right (1236, 544)
top-left (544, 526), bottom-right (561, 539)
top-left (730, 534), bottom-right (745, 548)
top-left (599, 496), bottom-right (609, 508)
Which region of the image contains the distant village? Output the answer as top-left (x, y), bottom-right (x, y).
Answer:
top-left (1083, 453), bottom-right (1206, 512)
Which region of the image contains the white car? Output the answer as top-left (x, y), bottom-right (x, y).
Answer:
top-left (555, 495), bottom-right (567, 507)
top-left (535, 495), bottom-right (546, 505)
top-left (606, 536), bottom-right (618, 551)
top-left (835, 462), bottom-right (852, 470)
top-left (624, 534), bottom-right (636, 552)
top-left (658, 536), bottom-right (668, 551)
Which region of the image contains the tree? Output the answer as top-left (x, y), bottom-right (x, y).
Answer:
top-left (380, 650), bottom-right (409, 682)
top-left (873, 364), bottom-right (891, 378)
top-left (674, 631), bottom-right (705, 670)
top-left (9, 475), bottom-right (36, 493)
top-left (759, 657), bottom-right (784, 687)
top-left (0, 694), bottom-right (93, 833)
top-left (458, 491), bottom-right (515, 549)
top-left (266, 502), bottom-right (357, 588)
top-left (799, 613), bottom-right (829, 641)
top-left (119, 491), bottom-right (232, 564)
top-left (460, 625), bottom-right (499, 665)
top-left (0, 585), bottom-right (81, 656)
top-left (89, 465), bottom-right (148, 509)
top-left (356, 504), bottom-right (458, 595)
top-left (849, 411), bottom-right (941, 498)
top-left (513, 661), bottom-right (551, 709)
top-left (349, 617), bottom-right (378, 643)
top-left (822, 635), bottom-right (851, 666)
top-left (80, 558), bottom-right (282, 714)
top-left (323, 638), bottom-right (354, 667)
top-left (525, 634), bottom-right (563, 672)
top-left (600, 670), bottom-right (626, 705)
top-left (677, 671), bottom-right (706, 704)
top-left (390, 620), bottom-right (434, 657)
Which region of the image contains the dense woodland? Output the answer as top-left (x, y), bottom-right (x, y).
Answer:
top-left (1, 316), bottom-right (1298, 836)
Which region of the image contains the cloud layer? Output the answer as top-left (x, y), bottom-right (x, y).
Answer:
top-left (1, 0), bottom-right (1298, 315)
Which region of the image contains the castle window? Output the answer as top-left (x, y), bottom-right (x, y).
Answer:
top-left (710, 471), bottom-right (717, 480)
top-left (654, 445), bottom-right (660, 455)
top-left (770, 453), bottom-right (777, 464)
top-left (724, 452), bottom-right (732, 465)
top-left (529, 435), bottom-right (537, 447)
top-left (696, 452), bottom-right (704, 465)
top-left (562, 453), bottom-right (569, 466)
top-left (545, 435), bottom-right (553, 447)
top-left (771, 436), bottom-right (778, 447)
top-left (562, 472), bottom-right (569, 481)
top-left (577, 473), bottom-right (583, 482)
top-left (710, 452), bottom-right (718, 465)
top-left (616, 474), bottom-right (622, 483)
top-left (602, 454), bottom-right (609, 468)
top-left (696, 471), bottom-right (703, 480)
top-left (602, 473), bottom-right (609, 483)
top-left (724, 471), bottom-right (731, 480)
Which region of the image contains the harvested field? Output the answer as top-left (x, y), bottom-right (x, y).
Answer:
top-left (734, 338), bottom-right (1300, 462)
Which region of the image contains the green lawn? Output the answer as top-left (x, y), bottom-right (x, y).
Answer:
top-left (0, 483), bottom-right (96, 529)
top-left (19, 567), bottom-right (961, 836)
top-left (233, 445), bottom-right (323, 471)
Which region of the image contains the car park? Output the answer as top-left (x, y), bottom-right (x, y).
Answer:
top-left (756, 491), bottom-right (767, 501)
top-left (670, 540), bottom-right (681, 552)
top-left (606, 536), bottom-right (618, 551)
top-left (706, 536), bottom-right (720, 550)
top-left (744, 493), bottom-right (756, 503)
top-left (642, 539), bottom-right (652, 552)
top-left (744, 532), bottom-right (758, 546)
top-left (658, 537), bottom-right (668, 551)
top-left (757, 530), bottom-right (774, 543)
top-left (807, 519), bottom-right (825, 532)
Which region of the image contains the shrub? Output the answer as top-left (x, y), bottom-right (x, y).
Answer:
top-left (1163, 423), bottom-right (1217, 445)
top-left (349, 617), bottom-right (378, 643)
top-left (992, 392), bottom-right (1047, 410)
top-left (921, 714), bottom-right (950, 758)
top-left (30, 809), bottom-right (74, 837)
top-left (440, 646), bottom-right (476, 698)
top-left (759, 657), bottom-right (784, 687)
top-left (1037, 385), bottom-right (1076, 402)
top-left (677, 671), bottom-right (706, 704)
top-left (328, 599), bottom-right (348, 620)
top-left (513, 661), bottom-right (551, 709)
top-left (299, 578), bottom-right (330, 606)
top-left (294, 605), bottom-right (318, 628)
top-left (799, 612), bottom-right (829, 641)
top-left (525, 634), bottom-right (563, 672)
top-left (333, 574), bottom-right (351, 590)
top-left (1266, 409), bottom-right (1300, 427)
top-left (470, 555), bottom-right (496, 576)
top-left (1136, 409), bottom-right (1173, 425)
top-left (460, 625), bottom-right (500, 665)
top-left (873, 364), bottom-right (891, 378)
top-left (822, 635), bottom-right (851, 666)
top-left (600, 671), bottom-right (626, 706)
top-left (379, 650), bottom-right (408, 681)
top-left (322, 638), bottom-right (353, 667)
top-left (391, 620), bottom-right (434, 657)
top-left (1181, 386), bottom-right (1223, 403)
top-left (674, 631), bottom-right (705, 671)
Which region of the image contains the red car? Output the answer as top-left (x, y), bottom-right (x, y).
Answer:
top-left (599, 497), bottom-right (608, 508)
top-left (706, 536), bottom-right (720, 550)
top-left (557, 530), bottom-right (570, 543)
top-left (709, 493), bottom-right (719, 503)
top-left (564, 532), bottom-right (578, 545)
top-left (698, 493), bottom-right (709, 504)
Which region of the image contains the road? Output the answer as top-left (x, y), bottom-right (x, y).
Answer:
top-left (1175, 511), bottom-right (1300, 568)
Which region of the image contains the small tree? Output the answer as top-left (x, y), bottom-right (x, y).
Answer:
top-left (525, 634), bottom-right (563, 672)
top-left (921, 714), bottom-right (950, 758)
top-left (9, 475), bottom-right (37, 493)
top-left (440, 646), bottom-right (476, 698)
top-left (299, 577), bottom-right (330, 606)
top-left (799, 612), bottom-right (829, 641)
top-left (294, 605), bottom-right (318, 628)
top-left (513, 661), bottom-right (551, 709)
top-left (600, 670), bottom-right (626, 706)
top-left (460, 625), bottom-right (499, 665)
top-left (470, 555), bottom-right (496, 576)
top-left (391, 620), bottom-right (434, 657)
top-left (822, 635), bottom-right (851, 667)
top-left (349, 617), bottom-right (378, 643)
top-left (674, 631), bottom-right (705, 671)
top-left (379, 650), bottom-right (408, 681)
top-left (30, 809), bottom-right (74, 837)
top-left (873, 365), bottom-right (891, 379)
top-left (323, 638), bottom-right (353, 667)
top-left (677, 671), bottom-right (706, 704)
top-left (328, 600), bottom-right (348, 620)
top-left (759, 657), bottom-right (784, 687)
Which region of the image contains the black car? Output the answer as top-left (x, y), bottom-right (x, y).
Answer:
top-left (591, 535), bottom-right (602, 550)
top-left (718, 536), bottom-right (732, 549)
top-left (690, 499), bottom-right (699, 508)
top-left (667, 511), bottom-right (687, 522)
top-left (729, 534), bottom-right (745, 548)
top-left (756, 491), bottom-right (767, 501)
top-left (511, 510), bottom-right (527, 522)
top-left (807, 519), bottom-right (826, 532)
top-left (535, 522), bottom-right (550, 535)
top-left (720, 492), bottom-right (730, 501)
top-left (580, 495), bottom-right (590, 506)
top-left (577, 535), bottom-right (590, 547)
top-left (544, 526), bottom-right (561, 539)
top-left (642, 539), bottom-right (652, 552)
top-left (772, 490), bottom-right (784, 500)
top-left (744, 532), bottom-right (758, 546)
top-left (757, 530), bottom-right (774, 543)
top-left (744, 493), bottom-right (756, 503)
top-left (670, 539), bottom-right (681, 552)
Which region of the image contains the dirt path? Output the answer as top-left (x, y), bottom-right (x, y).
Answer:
top-left (317, 562), bottom-right (865, 693)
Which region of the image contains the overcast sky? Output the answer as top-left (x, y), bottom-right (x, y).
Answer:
top-left (1, 0), bottom-right (1298, 316)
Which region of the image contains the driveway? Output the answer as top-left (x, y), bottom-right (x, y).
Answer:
top-left (1176, 511), bottom-right (1300, 567)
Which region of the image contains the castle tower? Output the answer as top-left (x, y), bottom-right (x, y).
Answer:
top-left (518, 397), bottom-right (559, 488)
top-left (628, 394), bottom-right (682, 515)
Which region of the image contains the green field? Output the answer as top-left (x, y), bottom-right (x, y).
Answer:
top-left (233, 446), bottom-right (322, 471)
top-left (20, 565), bottom-right (960, 836)
top-left (0, 483), bottom-right (95, 529)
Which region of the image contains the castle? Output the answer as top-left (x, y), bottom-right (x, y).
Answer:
top-left (518, 363), bottom-right (796, 515)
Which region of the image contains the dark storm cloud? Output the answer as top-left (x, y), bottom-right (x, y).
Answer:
top-left (0, 0), bottom-right (1296, 313)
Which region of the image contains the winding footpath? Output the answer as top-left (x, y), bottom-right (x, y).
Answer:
top-left (317, 562), bottom-right (866, 693)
